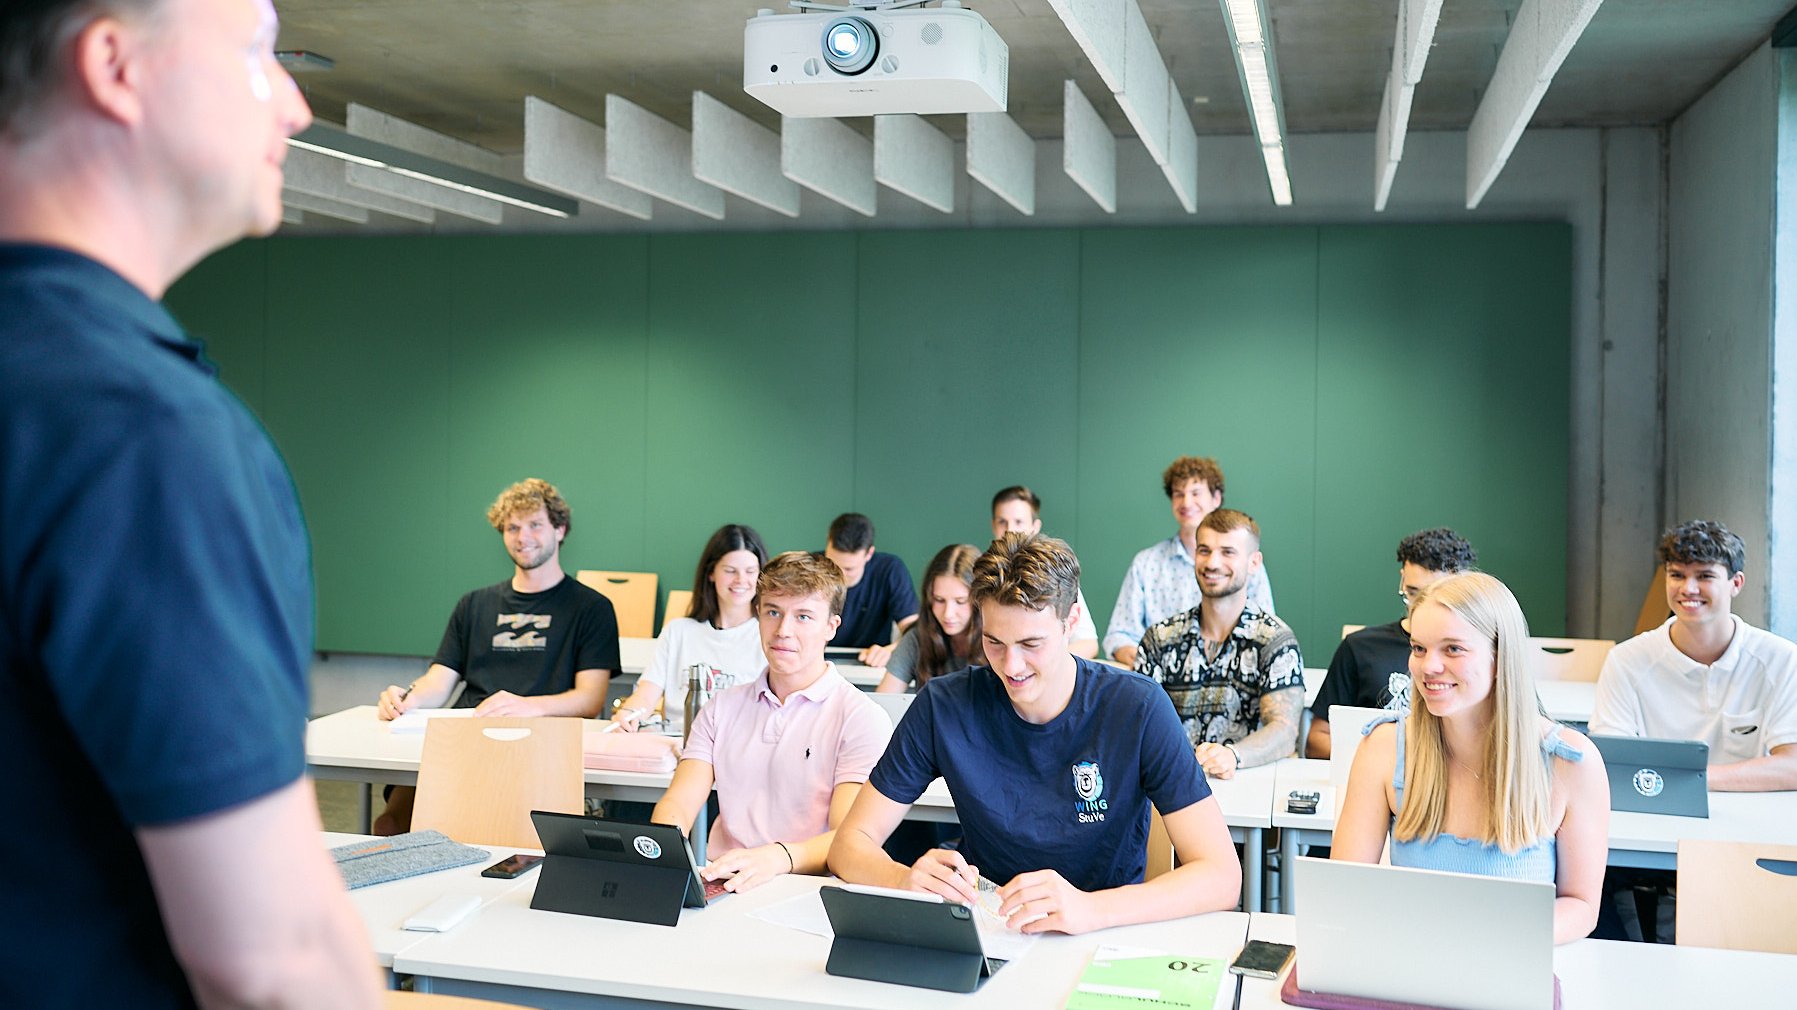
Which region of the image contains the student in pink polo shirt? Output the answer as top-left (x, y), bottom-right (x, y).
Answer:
top-left (652, 551), bottom-right (893, 894)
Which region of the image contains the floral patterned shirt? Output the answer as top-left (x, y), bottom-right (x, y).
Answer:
top-left (1134, 601), bottom-right (1304, 746)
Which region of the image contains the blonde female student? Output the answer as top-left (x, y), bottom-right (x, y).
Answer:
top-left (1332, 571), bottom-right (1610, 943)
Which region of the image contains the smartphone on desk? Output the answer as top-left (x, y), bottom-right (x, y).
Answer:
top-left (482, 853), bottom-right (544, 879)
top-left (1229, 940), bottom-right (1295, 980)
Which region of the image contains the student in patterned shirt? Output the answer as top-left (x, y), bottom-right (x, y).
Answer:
top-left (1134, 509), bottom-right (1303, 779)
top-left (1105, 456), bottom-right (1275, 666)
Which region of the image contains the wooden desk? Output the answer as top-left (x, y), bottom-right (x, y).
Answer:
top-left (1243, 912), bottom-right (1797, 1009)
top-left (395, 872), bottom-right (1252, 1009)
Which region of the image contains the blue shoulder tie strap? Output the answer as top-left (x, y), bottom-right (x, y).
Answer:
top-left (1360, 712), bottom-right (1405, 794)
top-left (1541, 726), bottom-right (1584, 763)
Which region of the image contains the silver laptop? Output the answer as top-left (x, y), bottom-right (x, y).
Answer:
top-left (1589, 735), bottom-right (1709, 818)
top-left (868, 691), bottom-right (915, 727)
top-left (1294, 857), bottom-right (1555, 1010)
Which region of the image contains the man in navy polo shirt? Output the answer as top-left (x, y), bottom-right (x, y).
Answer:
top-left (0, 1), bottom-right (378, 1007)
top-left (828, 533), bottom-right (1241, 934)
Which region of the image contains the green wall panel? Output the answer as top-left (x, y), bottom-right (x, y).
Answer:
top-left (854, 229), bottom-right (1083, 587)
top-left (439, 234), bottom-right (649, 603)
top-left (261, 237), bottom-right (458, 655)
top-left (165, 240), bottom-right (269, 414)
top-left (1076, 227), bottom-right (1322, 655)
top-left (1313, 224), bottom-right (1572, 639)
top-left (643, 232), bottom-right (859, 591)
top-left (164, 223), bottom-right (1572, 662)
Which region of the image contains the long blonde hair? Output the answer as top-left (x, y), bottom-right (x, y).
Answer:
top-left (1393, 572), bottom-right (1553, 854)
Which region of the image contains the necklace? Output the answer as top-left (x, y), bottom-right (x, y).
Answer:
top-left (1450, 751), bottom-right (1483, 781)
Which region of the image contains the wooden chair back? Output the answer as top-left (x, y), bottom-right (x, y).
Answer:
top-left (662, 589), bottom-right (694, 633)
top-left (1636, 563), bottom-right (1671, 635)
top-left (413, 716), bottom-right (583, 848)
top-left (1676, 840), bottom-right (1797, 953)
top-left (1145, 807), bottom-right (1175, 881)
top-left (1341, 624), bottom-right (1366, 640)
top-left (1529, 636), bottom-right (1614, 682)
top-left (385, 992), bottom-right (535, 1009)
top-left (576, 570), bottom-right (658, 638)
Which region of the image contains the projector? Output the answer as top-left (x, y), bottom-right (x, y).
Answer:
top-left (743, 2), bottom-right (1008, 118)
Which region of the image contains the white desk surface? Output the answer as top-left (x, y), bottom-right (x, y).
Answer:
top-left (323, 831), bottom-right (535, 967)
top-left (1244, 912), bottom-right (1797, 1009)
top-left (618, 638), bottom-right (882, 687)
top-left (1268, 753), bottom-right (1797, 860)
top-left (395, 871), bottom-right (1252, 1010)
top-left (307, 705), bottom-right (957, 814)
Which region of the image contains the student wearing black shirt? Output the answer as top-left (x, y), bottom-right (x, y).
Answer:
top-left (375, 478), bottom-right (620, 831)
top-left (1306, 528), bottom-right (1479, 758)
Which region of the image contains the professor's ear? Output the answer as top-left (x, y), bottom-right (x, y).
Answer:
top-left (71, 16), bottom-right (150, 128)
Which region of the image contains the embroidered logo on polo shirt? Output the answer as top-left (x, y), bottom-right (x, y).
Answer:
top-left (1632, 768), bottom-right (1664, 798)
top-left (1072, 760), bottom-right (1108, 824)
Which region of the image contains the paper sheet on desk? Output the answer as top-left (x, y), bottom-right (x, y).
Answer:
top-left (747, 888), bottom-right (1039, 962)
top-left (388, 709), bottom-right (477, 734)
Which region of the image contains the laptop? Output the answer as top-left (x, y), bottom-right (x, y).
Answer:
top-left (868, 691), bottom-right (915, 727)
top-left (528, 811), bottom-right (727, 927)
top-left (1589, 735), bottom-right (1710, 818)
top-left (1294, 857), bottom-right (1556, 1010)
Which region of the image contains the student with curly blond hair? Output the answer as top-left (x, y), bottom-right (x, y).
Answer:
top-left (372, 478), bottom-right (620, 832)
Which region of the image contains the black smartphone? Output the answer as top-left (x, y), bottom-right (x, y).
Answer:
top-left (1228, 940), bottom-right (1295, 979)
top-left (481, 853), bottom-right (545, 879)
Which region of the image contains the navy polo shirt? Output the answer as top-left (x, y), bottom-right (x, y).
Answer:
top-left (832, 551), bottom-right (919, 649)
top-left (0, 244), bottom-right (312, 1008)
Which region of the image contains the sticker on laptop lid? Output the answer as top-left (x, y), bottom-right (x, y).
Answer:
top-left (1632, 768), bottom-right (1664, 797)
top-left (633, 835), bottom-right (663, 859)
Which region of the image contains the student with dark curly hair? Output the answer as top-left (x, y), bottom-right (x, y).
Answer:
top-left (1592, 520), bottom-right (1797, 791)
top-left (1307, 528), bottom-right (1479, 758)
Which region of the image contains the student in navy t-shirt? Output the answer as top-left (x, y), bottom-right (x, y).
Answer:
top-left (823, 512), bottom-right (920, 657)
top-left (829, 533), bottom-right (1241, 935)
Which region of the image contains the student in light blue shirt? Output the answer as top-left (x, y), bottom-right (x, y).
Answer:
top-left (1331, 572), bottom-right (1610, 944)
top-left (1105, 455), bottom-right (1273, 665)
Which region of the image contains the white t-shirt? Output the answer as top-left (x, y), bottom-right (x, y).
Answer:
top-left (639, 617), bottom-right (766, 733)
top-left (1071, 587), bottom-right (1098, 645)
top-left (1590, 616), bottom-right (1797, 763)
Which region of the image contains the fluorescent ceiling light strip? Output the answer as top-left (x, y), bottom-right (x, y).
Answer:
top-left (287, 124), bottom-right (576, 218)
top-left (1219, 0), bottom-right (1291, 205)
top-left (1465, 0), bottom-right (1605, 208)
top-left (1376, 0), bottom-right (1446, 211)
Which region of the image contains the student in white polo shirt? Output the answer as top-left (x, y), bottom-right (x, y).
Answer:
top-left (1590, 520), bottom-right (1797, 792)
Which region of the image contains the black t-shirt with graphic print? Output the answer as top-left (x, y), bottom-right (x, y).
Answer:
top-left (1310, 619), bottom-right (1415, 720)
top-left (433, 576), bottom-right (621, 708)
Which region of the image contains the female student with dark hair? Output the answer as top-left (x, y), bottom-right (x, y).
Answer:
top-left (615, 524), bottom-right (768, 734)
top-left (875, 544), bottom-right (983, 693)
top-left (1332, 571), bottom-right (1610, 943)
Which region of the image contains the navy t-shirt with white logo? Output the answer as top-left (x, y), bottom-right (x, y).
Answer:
top-left (868, 657), bottom-right (1211, 891)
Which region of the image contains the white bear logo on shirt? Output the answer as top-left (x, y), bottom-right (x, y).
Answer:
top-left (1072, 761), bottom-right (1108, 824)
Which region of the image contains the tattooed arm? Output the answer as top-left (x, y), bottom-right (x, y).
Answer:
top-left (1228, 686), bottom-right (1304, 768)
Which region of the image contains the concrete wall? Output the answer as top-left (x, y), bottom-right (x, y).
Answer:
top-left (1774, 49), bottom-right (1797, 638)
top-left (1667, 43), bottom-right (1779, 628)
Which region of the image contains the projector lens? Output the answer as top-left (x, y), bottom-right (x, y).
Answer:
top-left (821, 17), bottom-right (877, 75)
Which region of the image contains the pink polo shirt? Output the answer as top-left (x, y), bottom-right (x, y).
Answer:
top-left (683, 663), bottom-right (892, 855)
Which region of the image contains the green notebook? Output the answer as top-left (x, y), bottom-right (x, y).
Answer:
top-left (1064, 946), bottom-right (1227, 1010)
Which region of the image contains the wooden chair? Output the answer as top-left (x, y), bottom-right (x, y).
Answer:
top-left (412, 716), bottom-right (583, 848)
top-left (662, 589), bottom-right (693, 633)
top-left (1145, 807), bottom-right (1175, 881)
top-left (1529, 636), bottom-right (1614, 682)
top-left (1636, 563), bottom-right (1671, 635)
top-left (576, 570), bottom-right (658, 638)
top-left (1676, 840), bottom-right (1797, 953)
top-left (1341, 623), bottom-right (1366, 640)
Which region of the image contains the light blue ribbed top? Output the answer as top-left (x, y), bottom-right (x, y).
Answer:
top-left (1363, 713), bottom-right (1581, 883)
